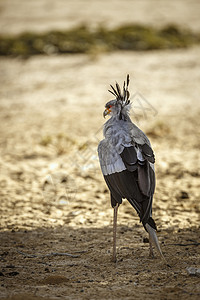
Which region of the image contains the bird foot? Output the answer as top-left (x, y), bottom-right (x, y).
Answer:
top-left (111, 256), bottom-right (117, 263)
top-left (149, 252), bottom-right (155, 258)
top-left (149, 247), bottom-right (154, 258)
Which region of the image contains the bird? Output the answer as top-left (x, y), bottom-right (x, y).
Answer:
top-left (98, 75), bottom-right (164, 262)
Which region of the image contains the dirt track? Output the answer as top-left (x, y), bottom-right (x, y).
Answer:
top-left (0, 1), bottom-right (200, 299)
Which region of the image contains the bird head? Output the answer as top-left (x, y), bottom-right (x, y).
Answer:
top-left (103, 74), bottom-right (131, 120)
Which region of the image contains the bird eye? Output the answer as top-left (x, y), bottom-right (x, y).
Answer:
top-left (107, 105), bottom-right (112, 109)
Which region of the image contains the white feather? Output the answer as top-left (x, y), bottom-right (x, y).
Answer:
top-left (100, 156), bottom-right (126, 176)
top-left (136, 147), bottom-right (145, 161)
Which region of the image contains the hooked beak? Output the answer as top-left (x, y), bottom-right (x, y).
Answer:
top-left (103, 107), bottom-right (111, 118)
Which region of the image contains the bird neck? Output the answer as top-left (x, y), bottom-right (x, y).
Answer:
top-left (103, 115), bottom-right (131, 139)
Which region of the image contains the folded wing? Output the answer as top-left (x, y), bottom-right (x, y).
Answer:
top-left (98, 140), bottom-right (156, 227)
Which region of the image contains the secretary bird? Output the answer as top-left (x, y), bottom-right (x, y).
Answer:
top-left (98, 75), bottom-right (164, 262)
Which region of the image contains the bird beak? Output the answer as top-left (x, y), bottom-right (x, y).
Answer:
top-left (103, 108), bottom-right (111, 118)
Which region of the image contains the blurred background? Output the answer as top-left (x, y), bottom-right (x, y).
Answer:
top-left (0, 1), bottom-right (200, 298)
top-left (1, 0), bottom-right (200, 34)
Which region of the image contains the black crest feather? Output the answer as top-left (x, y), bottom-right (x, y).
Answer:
top-left (108, 74), bottom-right (130, 106)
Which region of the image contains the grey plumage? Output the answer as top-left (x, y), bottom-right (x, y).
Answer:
top-left (98, 75), bottom-right (164, 260)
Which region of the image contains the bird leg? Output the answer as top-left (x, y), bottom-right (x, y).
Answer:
top-left (112, 203), bottom-right (119, 262)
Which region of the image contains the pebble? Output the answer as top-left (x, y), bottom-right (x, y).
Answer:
top-left (186, 267), bottom-right (200, 277)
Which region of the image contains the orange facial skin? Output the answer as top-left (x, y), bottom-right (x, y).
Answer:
top-left (103, 105), bottom-right (112, 117)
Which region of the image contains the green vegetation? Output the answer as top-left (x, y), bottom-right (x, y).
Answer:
top-left (0, 24), bottom-right (199, 56)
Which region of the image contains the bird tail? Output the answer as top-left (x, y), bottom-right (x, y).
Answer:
top-left (145, 223), bottom-right (165, 260)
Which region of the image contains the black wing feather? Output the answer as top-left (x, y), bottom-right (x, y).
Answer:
top-left (141, 143), bottom-right (155, 163)
top-left (120, 146), bottom-right (137, 171)
top-left (104, 143), bottom-right (156, 227)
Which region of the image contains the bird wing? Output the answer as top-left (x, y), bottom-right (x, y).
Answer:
top-left (128, 121), bottom-right (151, 146)
top-left (120, 144), bottom-right (155, 197)
top-left (98, 139), bottom-right (127, 176)
top-left (98, 127), bottom-right (156, 226)
top-left (119, 142), bottom-right (156, 226)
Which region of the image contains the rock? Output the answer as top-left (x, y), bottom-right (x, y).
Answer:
top-left (41, 275), bottom-right (69, 285)
top-left (180, 191), bottom-right (189, 199)
top-left (143, 237), bottom-right (149, 243)
top-left (8, 271), bottom-right (19, 276)
top-left (186, 267), bottom-right (200, 277)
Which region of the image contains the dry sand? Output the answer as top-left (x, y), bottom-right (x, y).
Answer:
top-left (0, 1), bottom-right (200, 299)
top-left (1, 0), bottom-right (200, 34)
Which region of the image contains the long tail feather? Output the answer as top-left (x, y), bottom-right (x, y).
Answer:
top-left (145, 224), bottom-right (165, 260)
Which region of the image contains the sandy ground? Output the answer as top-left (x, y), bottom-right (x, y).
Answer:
top-left (1, 0), bottom-right (200, 35)
top-left (0, 1), bottom-right (200, 300)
